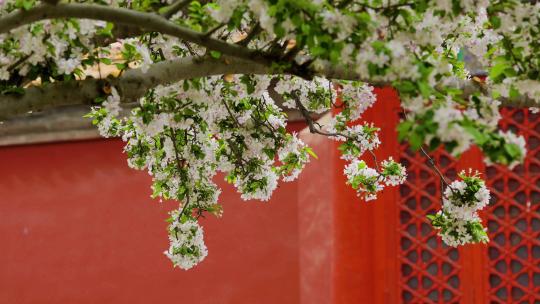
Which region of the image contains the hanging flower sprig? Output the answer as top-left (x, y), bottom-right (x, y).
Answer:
top-left (428, 170), bottom-right (491, 247)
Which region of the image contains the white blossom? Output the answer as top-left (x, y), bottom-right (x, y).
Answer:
top-left (164, 215), bottom-right (208, 270)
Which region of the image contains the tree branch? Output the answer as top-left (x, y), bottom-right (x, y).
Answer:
top-left (0, 56), bottom-right (270, 119)
top-left (0, 3), bottom-right (272, 65)
top-left (1, 56), bottom-right (532, 120)
top-left (457, 78), bottom-right (539, 108)
top-left (1, 56), bottom-right (533, 121)
top-left (162, 0), bottom-right (191, 19)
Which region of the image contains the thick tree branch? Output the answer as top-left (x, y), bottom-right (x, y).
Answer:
top-left (0, 56), bottom-right (270, 119)
top-left (0, 57), bottom-right (533, 120)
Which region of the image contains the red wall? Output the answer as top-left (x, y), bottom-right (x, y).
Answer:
top-left (332, 87), bottom-right (402, 303)
top-left (0, 135), bottom-right (310, 303)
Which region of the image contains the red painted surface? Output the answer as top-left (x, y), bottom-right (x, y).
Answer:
top-left (332, 87), bottom-right (402, 303)
top-left (298, 124), bottom-right (334, 304)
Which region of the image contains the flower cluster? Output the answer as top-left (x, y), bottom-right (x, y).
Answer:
top-left (277, 134), bottom-right (313, 182)
top-left (164, 211), bottom-right (208, 270)
top-left (496, 130), bottom-right (527, 169)
top-left (339, 83), bottom-right (377, 121)
top-left (344, 159), bottom-right (382, 201)
top-left (273, 74), bottom-right (405, 201)
top-left (88, 74), bottom-right (315, 268)
top-left (333, 123), bottom-right (381, 161)
top-left (324, 83), bottom-right (406, 201)
top-left (429, 170), bottom-right (491, 247)
top-left (344, 157), bottom-right (407, 201)
top-left (0, 16), bottom-right (108, 81)
top-left (380, 157), bottom-right (407, 186)
top-left (275, 76), bottom-right (335, 114)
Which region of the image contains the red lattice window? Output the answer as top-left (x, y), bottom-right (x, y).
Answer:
top-left (398, 147), bottom-right (462, 303)
top-left (484, 109), bottom-right (540, 304)
top-left (397, 108), bottom-right (539, 304)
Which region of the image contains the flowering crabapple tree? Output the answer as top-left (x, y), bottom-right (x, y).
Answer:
top-left (0, 0), bottom-right (538, 270)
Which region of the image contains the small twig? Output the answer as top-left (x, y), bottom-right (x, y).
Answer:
top-left (182, 41), bottom-right (197, 56)
top-left (162, 0), bottom-right (191, 19)
top-left (221, 99), bottom-right (241, 128)
top-left (169, 128), bottom-right (185, 170)
top-left (179, 192), bottom-right (191, 219)
top-left (204, 23), bottom-right (226, 37)
top-left (368, 150), bottom-right (380, 171)
top-left (419, 146), bottom-right (450, 187)
top-left (402, 111), bottom-right (455, 194)
top-left (169, 129), bottom-right (192, 218)
top-left (259, 95), bottom-right (280, 135)
top-left (196, 208), bottom-right (206, 219)
top-left (7, 52), bottom-right (33, 72)
top-left (337, 0), bottom-right (354, 9)
top-left (97, 60), bottom-right (103, 80)
top-left (294, 95), bottom-right (358, 141)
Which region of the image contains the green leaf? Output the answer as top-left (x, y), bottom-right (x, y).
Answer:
top-left (504, 143), bottom-right (522, 159)
top-left (397, 121), bottom-right (412, 141)
top-left (409, 132), bottom-right (423, 150)
top-left (97, 22), bottom-right (114, 37)
top-left (490, 15), bottom-right (501, 29)
top-left (509, 86), bottom-right (520, 99)
top-left (99, 58), bottom-right (112, 65)
top-left (489, 58), bottom-right (508, 80)
top-left (210, 50), bottom-right (221, 59)
top-left (16, 0), bottom-right (35, 10)
top-left (462, 125), bottom-right (488, 145)
top-left (305, 147), bottom-right (318, 160)
top-left (417, 81), bottom-right (431, 98)
top-left (395, 81), bottom-right (416, 94)
top-left (428, 137), bottom-right (441, 151)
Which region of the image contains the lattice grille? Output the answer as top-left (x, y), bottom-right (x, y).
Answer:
top-left (399, 146), bottom-right (462, 303)
top-left (485, 109), bottom-right (540, 304)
